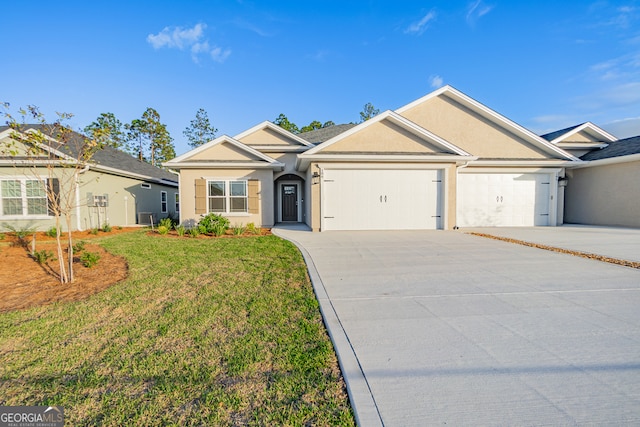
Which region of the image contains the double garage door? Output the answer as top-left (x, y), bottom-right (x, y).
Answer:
top-left (322, 169), bottom-right (442, 231)
top-left (457, 173), bottom-right (551, 227)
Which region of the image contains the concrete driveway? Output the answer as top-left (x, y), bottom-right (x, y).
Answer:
top-left (274, 227), bottom-right (640, 426)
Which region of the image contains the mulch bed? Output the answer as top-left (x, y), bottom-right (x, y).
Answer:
top-left (0, 229), bottom-right (133, 313)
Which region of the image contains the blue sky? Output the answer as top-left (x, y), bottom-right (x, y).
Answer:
top-left (2, 1), bottom-right (639, 155)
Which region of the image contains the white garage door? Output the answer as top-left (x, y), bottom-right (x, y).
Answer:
top-left (457, 173), bottom-right (551, 227)
top-left (322, 169), bottom-right (442, 231)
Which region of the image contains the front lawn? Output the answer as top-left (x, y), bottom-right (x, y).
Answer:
top-left (0, 231), bottom-right (354, 426)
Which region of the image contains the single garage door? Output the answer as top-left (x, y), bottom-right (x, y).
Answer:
top-left (322, 169), bottom-right (442, 231)
top-left (457, 173), bottom-right (551, 227)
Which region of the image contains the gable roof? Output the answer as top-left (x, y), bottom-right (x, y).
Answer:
top-left (0, 125), bottom-right (178, 185)
top-left (580, 135), bottom-right (640, 161)
top-left (396, 85), bottom-right (580, 161)
top-left (540, 122), bottom-right (617, 145)
top-left (298, 124), bottom-right (356, 144)
top-left (164, 135), bottom-right (284, 170)
top-left (234, 121), bottom-right (314, 149)
top-left (297, 110), bottom-right (475, 170)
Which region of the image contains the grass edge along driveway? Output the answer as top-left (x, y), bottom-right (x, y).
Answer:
top-left (0, 231), bottom-right (355, 426)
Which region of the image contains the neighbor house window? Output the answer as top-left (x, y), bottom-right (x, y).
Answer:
top-left (207, 180), bottom-right (248, 213)
top-left (1, 179), bottom-right (48, 217)
top-left (161, 191), bottom-right (167, 213)
top-left (175, 193), bottom-right (179, 213)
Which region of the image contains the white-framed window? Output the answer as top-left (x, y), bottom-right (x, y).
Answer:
top-left (207, 180), bottom-right (247, 213)
top-left (141, 183), bottom-right (151, 189)
top-left (161, 191), bottom-right (167, 213)
top-left (1, 178), bottom-right (49, 217)
top-left (174, 193), bottom-right (179, 213)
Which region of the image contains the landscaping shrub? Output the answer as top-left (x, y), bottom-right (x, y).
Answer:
top-left (72, 240), bottom-right (86, 253)
top-left (198, 213), bottom-right (230, 235)
top-left (187, 227), bottom-right (200, 238)
top-left (157, 225), bottom-right (169, 235)
top-left (90, 228), bottom-right (99, 235)
top-left (158, 217), bottom-right (173, 229)
top-left (175, 225), bottom-right (186, 237)
top-left (232, 224), bottom-right (246, 235)
top-left (102, 223), bottom-right (112, 233)
top-left (80, 251), bottom-right (100, 268)
top-left (246, 222), bottom-right (261, 235)
top-left (32, 249), bottom-right (56, 265)
top-left (45, 227), bottom-right (58, 238)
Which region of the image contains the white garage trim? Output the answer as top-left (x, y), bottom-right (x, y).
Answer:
top-left (321, 168), bottom-right (444, 231)
top-left (457, 171), bottom-right (559, 227)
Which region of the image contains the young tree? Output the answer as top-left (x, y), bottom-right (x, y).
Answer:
top-left (183, 108), bottom-right (217, 148)
top-left (273, 113), bottom-right (300, 134)
top-left (84, 112), bottom-right (128, 152)
top-left (2, 106), bottom-right (102, 283)
top-left (359, 102), bottom-right (380, 123)
top-left (125, 118), bottom-right (147, 162)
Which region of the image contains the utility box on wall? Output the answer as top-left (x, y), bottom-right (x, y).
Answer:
top-left (87, 193), bottom-right (109, 207)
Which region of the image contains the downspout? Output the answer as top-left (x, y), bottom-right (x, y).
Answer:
top-left (454, 161), bottom-right (471, 230)
top-left (75, 164), bottom-right (90, 231)
top-left (166, 168), bottom-right (181, 224)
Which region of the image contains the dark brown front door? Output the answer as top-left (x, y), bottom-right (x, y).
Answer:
top-left (282, 184), bottom-right (298, 221)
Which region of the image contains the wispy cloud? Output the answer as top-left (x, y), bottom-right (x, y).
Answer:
top-left (429, 75), bottom-right (444, 88)
top-left (233, 19), bottom-right (273, 37)
top-left (147, 23), bottom-right (231, 63)
top-left (466, 0), bottom-right (494, 27)
top-left (405, 10), bottom-right (437, 35)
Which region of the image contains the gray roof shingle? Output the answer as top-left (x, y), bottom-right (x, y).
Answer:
top-left (580, 135), bottom-right (640, 161)
top-left (0, 124), bottom-right (177, 183)
top-left (298, 123), bottom-right (356, 144)
top-left (540, 123), bottom-right (584, 142)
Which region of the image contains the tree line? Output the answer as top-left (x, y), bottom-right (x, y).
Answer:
top-left (84, 102), bottom-right (380, 164)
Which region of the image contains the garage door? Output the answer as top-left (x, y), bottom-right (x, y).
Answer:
top-left (457, 173), bottom-right (551, 227)
top-left (322, 169), bottom-right (442, 231)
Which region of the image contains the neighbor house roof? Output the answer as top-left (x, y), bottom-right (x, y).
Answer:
top-left (0, 124), bottom-right (178, 185)
top-left (580, 135), bottom-right (640, 161)
top-left (540, 122), bottom-right (617, 145)
top-left (298, 124), bottom-right (356, 144)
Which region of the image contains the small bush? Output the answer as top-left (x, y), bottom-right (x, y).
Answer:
top-left (198, 213), bottom-right (230, 235)
top-left (157, 225), bottom-right (169, 235)
top-left (32, 249), bottom-right (56, 265)
top-left (159, 217), bottom-right (173, 229)
top-left (4, 224), bottom-right (37, 242)
top-left (90, 228), bottom-right (99, 235)
top-left (45, 227), bottom-right (58, 238)
top-left (175, 225), bottom-right (186, 237)
top-left (0, 233), bottom-right (5, 240)
top-left (187, 227), bottom-right (200, 238)
top-left (102, 223), bottom-right (112, 232)
top-left (232, 224), bottom-right (246, 236)
top-left (72, 240), bottom-right (86, 253)
top-left (246, 222), bottom-right (261, 235)
top-left (80, 251), bottom-right (101, 268)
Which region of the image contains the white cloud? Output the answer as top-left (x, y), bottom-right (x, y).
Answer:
top-left (147, 23), bottom-right (206, 49)
top-left (429, 75), bottom-right (444, 88)
top-left (405, 10), bottom-right (437, 35)
top-left (466, 0), bottom-right (494, 27)
top-left (147, 23), bottom-right (231, 63)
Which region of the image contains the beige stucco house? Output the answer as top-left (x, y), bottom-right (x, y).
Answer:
top-left (166, 86), bottom-right (594, 231)
top-left (0, 125), bottom-right (178, 231)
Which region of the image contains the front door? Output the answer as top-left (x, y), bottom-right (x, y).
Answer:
top-left (282, 184), bottom-right (298, 221)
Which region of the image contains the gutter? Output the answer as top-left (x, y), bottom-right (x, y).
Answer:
top-left (75, 164), bottom-right (90, 231)
top-left (567, 153), bottom-right (640, 169)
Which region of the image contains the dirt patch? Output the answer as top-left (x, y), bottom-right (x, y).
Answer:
top-left (0, 229), bottom-right (133, 313)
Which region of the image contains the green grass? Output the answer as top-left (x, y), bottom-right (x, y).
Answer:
top-left (0, 231), bottom-right (354, 426)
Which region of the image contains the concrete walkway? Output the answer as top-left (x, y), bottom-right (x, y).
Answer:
top-left (464, 224), bottom-right (640, 263)
top-left (274, 226), bottom-right (640, 426)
